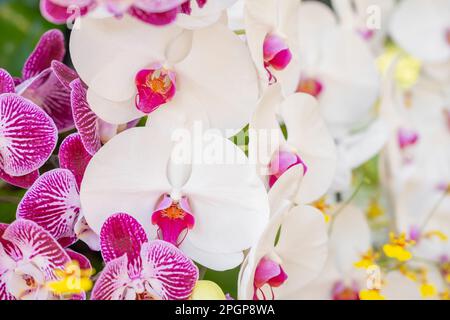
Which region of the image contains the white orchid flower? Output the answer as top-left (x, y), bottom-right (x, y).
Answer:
top-left (390, 0), bottom-right (450, 65)
top-left (295, 1), bottom-right (380, 137)
top-left (389, 0), bottom-right (450, 84)
top-left (69, 15), bottom-right (258, 136)
top-left (238, 166), bottom-right (328, 300)
top-left (297, 205), bottom-right (371, 300)
top-left (332, 0), bottom-right (395, 54)
top-left (80, 120), bottom-right (270, 271)
top-left (243, 0), bottom-right (301, 94)
top-left (249, 84), bottom-right (337, 205)
top-left (41, 0), bottom-right (237, 28)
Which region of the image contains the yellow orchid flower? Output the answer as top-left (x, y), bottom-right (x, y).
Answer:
top-left (47, 260), bottom-right (93, 295)
top-left (359, 289), bottom-right (385, 300)
top-left (354, 250), bottom-right (380, 269)
top-left (383, 233), bottom-right (414, 262)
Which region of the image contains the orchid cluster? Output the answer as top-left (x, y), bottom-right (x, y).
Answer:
top-left (0, 0), bottom-right (449, 300)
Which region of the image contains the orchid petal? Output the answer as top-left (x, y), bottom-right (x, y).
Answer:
top-left (100, 213), bottom-right (148, 264)
top-left (140, 240), bottom-right (198, 300)
top-left (0, 168), bottom-right (39, 189)
top-left (389, 0), bottom-right (450, 63)
top-left (0, 94), bottom-right (57, 176)
top-left (21, 69), bottom-right (75, 132)
top-left (70, 79), bottom-right (102, 155)
top-left (22, 29), bottom-right (65, 80)
top-left (281, 93), bottom-right (337, 203)
top-left (0, 69), bottom-right (15, 94)
top-left (59, 133), bottom-right (92, 188)
top-left (17, 169), bottom-right (80, 247)
top-left (2, 220), bottom-right (70, 280)
top-left (91, 255), bottom-right (130, 300)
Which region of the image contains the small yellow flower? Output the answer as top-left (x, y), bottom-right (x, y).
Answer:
top-left (423, 230), bottom-right (448, 241)
top-left (359, 289), bottom-right (385, 300)
top-left (440, 290), bottom-right (450, 300)
top-left (354, 250), bottom-right (380, 269)
top-left (383, 233), bottom-right (414, 262)
top-left (190, 281), bottom-right (226, 300)
top-left (420, 283), bottom-right (437, 298)
top-left (313, 197), bottom-right (331, 223)
top-left (377, 44), bottom-right (421, 90)
top-left (366, 200), bottom-right (384, 219)
top-left (47, 260), bottom-right (93, 295)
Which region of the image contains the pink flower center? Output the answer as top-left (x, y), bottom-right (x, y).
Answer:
top-left (332, 281), bottom-right (360, 300)
top-left (409, 225), bottom-right (421, 242)
top-left (152, 194), bottom-right (195, 246)
top-left (135, 66), bottom-right (176, 114)
top-left (297, 78), bottom-right (324, 98)
top-left (357, 28), bottom-right (375, 41)
top-left (253, 257), bottom-right (288, 300)
top-left (398, 128), bottom-right (419, 150)
top-left (268, 149), bottom-right (307, 188)
top-left (263, 34), bottom-right (292, 71)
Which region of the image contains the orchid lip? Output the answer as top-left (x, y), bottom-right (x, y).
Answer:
top-left (253, 256), bottom-right (288, 300)
top-left (332, 281), bottom-right (360, 300)
top-left (263, 34), bottom-right (292, 71)
top-left (268, 149), bottom-right (307, 188)
top-left (152, 194), bottom-right (195, 246)
top-left (357, 28), bottom-right (375, 41)
top-left (296, 78), bottom-right (324, 98)
top-left (135, 66), bottom-right (176, 114)
top-left (398, 128), bottom-right (419, 149)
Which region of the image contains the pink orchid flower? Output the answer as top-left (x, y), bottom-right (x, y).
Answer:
top-left (16, 134), bottom-right (100, 251)
top-left (0, 220), bottom-right (91, 300)
top-left (91, 213), bottom-right (198, 300)
top-left (40, 0), bottom-right (234, 27)
top-left (3, 29), bottom-right (76, 133)
top-left (0, 93), bottom-right (57, 189)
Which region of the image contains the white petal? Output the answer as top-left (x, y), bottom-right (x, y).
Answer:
top-left (176, 0), bottom-right (237, 29)
top-left (389, 0), bottom-right (450, 63)
top-left (339, 119), bottom-right (388, 169)
top-left (87, 89), bottom-right (144, 125)
top-left (180, 240), bottom-right (244, 271)
top-left (182, 133), bottom-right (270, 254)
top-left (312, 28), bottom-right (380, 131)
top-left (80, 127), bottom-right (173, 236)
top-left (328, 205), bottom-right (371, 275)
top-left (273, 205), bottom-right (328, 298)
top-left (281, 93), bottom-right (337, 203)
top-left (70, 15), bottom-right (182, 98)
top-left (174, 21), bottom-right (259, 136)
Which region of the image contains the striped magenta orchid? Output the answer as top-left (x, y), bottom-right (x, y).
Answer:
top-left (0, 93), bottom-right (57, 189)
top-left (0, 219), bottom-right (90, 300)
top-left (92, 213), bottom-right (198, 300)
top-left (40, 0), bottom-right (237, 28)
top-left (16, 134), bottom-right (100, 251)
top-left (6, 29), bottom-right (75, 133)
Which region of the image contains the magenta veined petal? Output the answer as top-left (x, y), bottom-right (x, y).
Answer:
top-left (21, 68), bottom-right (75, 132)
top-left (0, 168), bottom-right (39, 189)
top-left (66, 249), bottom-right (92, 272)
top-left (40, 0), bottom-right (95, 25)
top-left (70, 79), bottom-right (101, 156)
top-left (2, 219), bottom-right (71, 280)
top-left (59, 133), bottom-right (92, 188)
top-left (140, 240), bottom-right (198, 300)
top-left (51, 61), bottom-right (78, 90)
top-left (17, 169), bottom-right (80, 247)
top-left (91, 254), bottom-right (130, 300)
top-left (0, 94), bottom-right (57, 176)
top-left (133, 0), bottom-right (187, 12)
top-left (100, 213), bottom-right (148, 267)
top-left (22, 29), bottom-right (65, 80)
top-left (128, 5), bottom-right (180, 26)
top-left (0, 68), bottom-right (15, 94)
